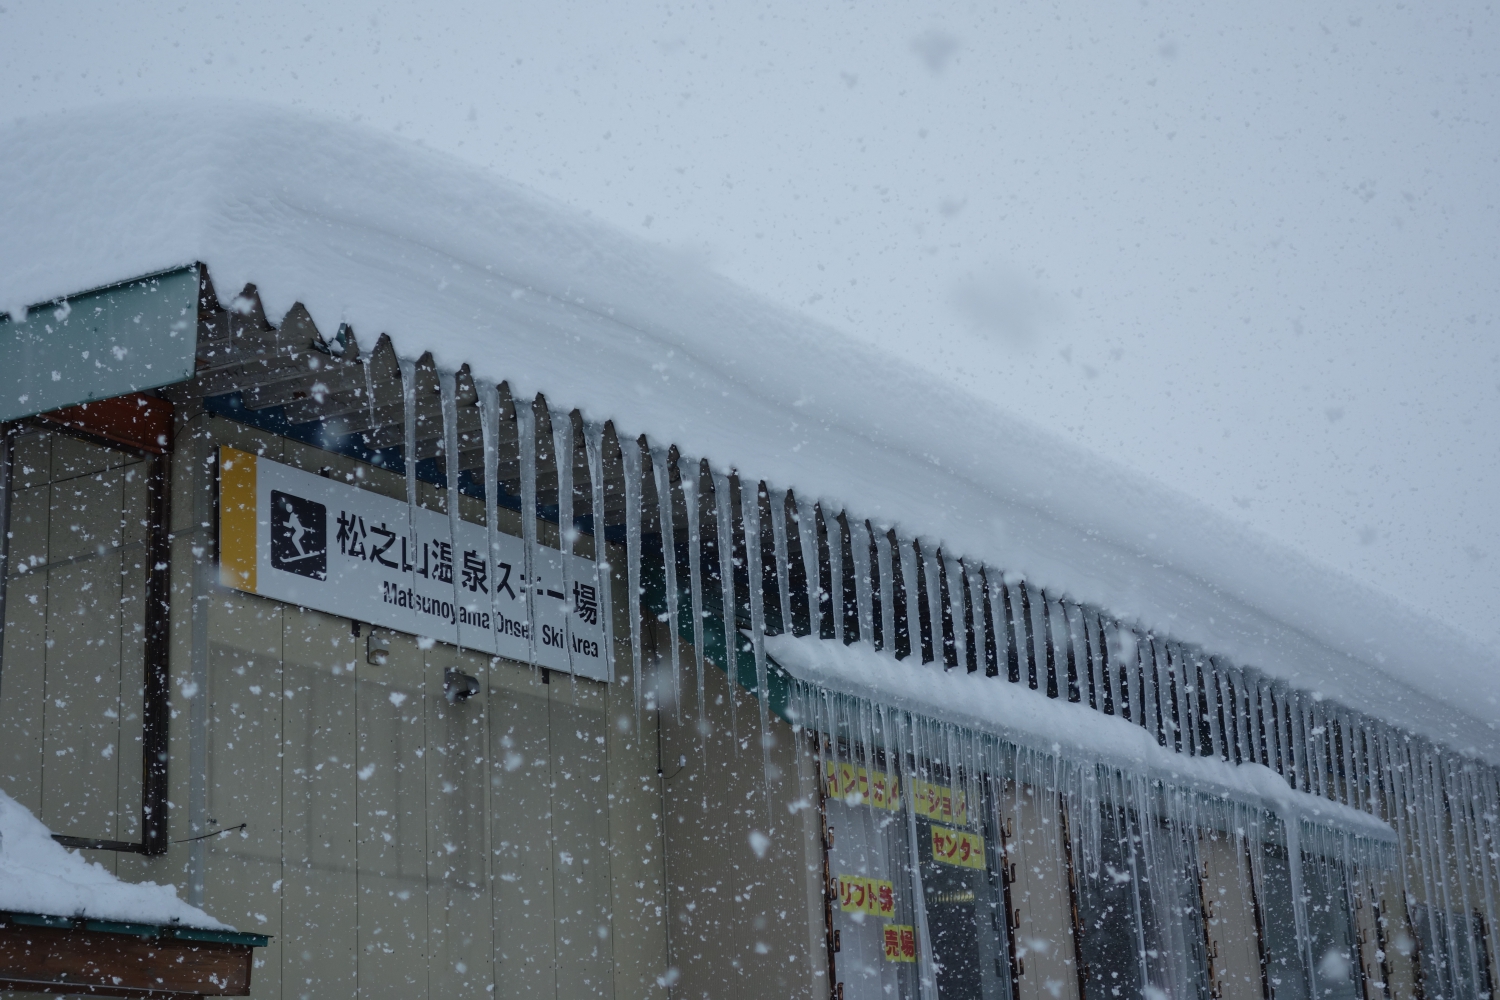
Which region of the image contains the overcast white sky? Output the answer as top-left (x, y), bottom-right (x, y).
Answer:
top-left (3, 1), bottom-right (1497, 650)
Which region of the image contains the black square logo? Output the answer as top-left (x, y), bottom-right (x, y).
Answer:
top-left (270, 490), bottom-right (327, 580)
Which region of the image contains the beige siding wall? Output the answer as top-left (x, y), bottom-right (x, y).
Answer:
top-left (658, 620), bottom-right (827, 1000)
top-left (3, 413), bottom-right (670, 1000)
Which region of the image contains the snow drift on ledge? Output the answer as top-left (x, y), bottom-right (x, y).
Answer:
top-left (0, 100), bottom-right (1495, 758)
top-left (0, 790), bottom-right (227, 929)
top-left (768, 634), bottom-right (1394, 843)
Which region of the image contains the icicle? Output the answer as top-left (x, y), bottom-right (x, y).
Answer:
top-left (876, 530), bottom-right (895, 655)
top-left (398, 356), bottom-right (419, 511)
top-left (795, 494), bottom-right (821, 638)
top-left (362, 354), bottom-right (378, 441)
top-left (827, 508), bottom-right (844, 644)
top-left (713, 470), bottom-right (740, 740)
top-left (1446, 756), bottom-right (1483, 998)
top-left (679, 458), bottom-right (708, 742)
top-left (620, 437), bottom-right (645, 728)
top-left (653, 448), bottom-right (682, 718)
top-left (741, 480), bottom-right (775, 819)
top-left (893, 710), bottom-right (940, 1000)
top-left (553, 408), bottom-right (576, 680)
top-left (768, 488), bottom-right (792, 636)
top-left (479, 385), bottom-right (504, 660)
top-left (851, 518), bottom-right (873, 646)
top-left (582, 425), bottom-right (617, 683)
top-left (1284, 796), bottom-right (1317, 999)
top-left (516, 399), bottom-right (540, 669)
top-left (439, 370), bottom-right (465, 651)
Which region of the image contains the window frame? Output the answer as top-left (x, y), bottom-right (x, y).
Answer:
top-left (0, 395), bottom-right (173, 855)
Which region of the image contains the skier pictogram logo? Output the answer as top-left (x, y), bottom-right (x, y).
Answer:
top-left (270, 490), bottom-right (327, 580)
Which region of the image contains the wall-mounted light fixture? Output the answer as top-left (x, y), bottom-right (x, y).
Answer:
top-left (445, 667), bottom-right (480, 703)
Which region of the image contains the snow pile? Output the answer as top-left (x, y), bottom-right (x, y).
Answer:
top-left (0, 790), bottom-right (228, 929)
top-left (0, 101), bottom-right (1496, 757)
top-left (768, 634), bottom-right (1395, 843)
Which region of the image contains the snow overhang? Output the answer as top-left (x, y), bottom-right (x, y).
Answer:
top-left (1, 100), bottom-right (1495, 759)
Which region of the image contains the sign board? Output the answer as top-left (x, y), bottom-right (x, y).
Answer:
top-left (882, 925), bottom-right (917, 963)
top-left (218, 447), bottom-right (609, 681)
top-left (929, 824), bottom-right (985, 870)
top-left (0, 268), bottom-right (198, 422)
top-left (837, 875), bottom-right (896, 918)
top-left (824, 762), bottom-right (901, 812)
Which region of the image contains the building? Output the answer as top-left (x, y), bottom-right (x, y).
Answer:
top-left (1, 105), bottom-right (1497, 1000)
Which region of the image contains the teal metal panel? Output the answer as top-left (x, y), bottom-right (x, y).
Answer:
top-left (0, 268), bottom-right (198, 421)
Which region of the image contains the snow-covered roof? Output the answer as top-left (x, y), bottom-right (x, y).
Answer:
top-left (1, 100), bottom-right (1495, 758)
top-left (0, 790), bottom-right (227, 929)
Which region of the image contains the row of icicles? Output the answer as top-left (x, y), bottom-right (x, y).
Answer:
top-left (388, 363), bottom-right (1499, 1000)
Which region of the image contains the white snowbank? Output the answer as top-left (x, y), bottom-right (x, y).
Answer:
top-left (1, 100), bottom-right (1496, 759)
top-left (0, 790), bottom-right (227, 929)
top-left (768, 634), bottom-right (1395, 843)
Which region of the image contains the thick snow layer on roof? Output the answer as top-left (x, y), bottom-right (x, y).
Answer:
top-left (0, 790), bottom-right (227, 929)
top-left (1, 100), bottom-right (1496, 758)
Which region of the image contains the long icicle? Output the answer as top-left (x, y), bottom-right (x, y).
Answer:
top-left (478, 383), bottom-right (503, 658)
top-left (583, 424), bottom-right (617, 684)
top-left (678, 457), bottom-right (709, 758)
top-left (741, 479), bottom-right (774, 823)
top-left (553, 407), bottom-right (576, 684)
top-left (439, 370), bottom-right (465, 653)
top-left (474, 377), bottom-right (500, 986)
top-left (713, 470), bottom-right (740, 742)
top-left (893, 706), bottom-right (940, 1000)
top-left (620, 436), bottom-right (645, 731)
top-left (516, 398), bottom-right (539, 670)
top-left (653, 448), bottom-right (682, 720)
top-left (398, 356), bottom-right (419, 517)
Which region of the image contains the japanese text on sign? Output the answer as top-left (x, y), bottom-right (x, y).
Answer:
top-left (824, 762), bottom-right (901, 811)
top-left (912, 779), bottom-right (968, 826)
top-left (930, 824), bottom-right (986, 870)
top-left (218, 447), bottom-right (609, 681)
top-left (837, 875), bottom-right (896, 918)
top-left (883, 925), bottom-right (917, 963)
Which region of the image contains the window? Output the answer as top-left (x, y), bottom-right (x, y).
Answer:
top-left (0, 394), bottom-right (172, 854)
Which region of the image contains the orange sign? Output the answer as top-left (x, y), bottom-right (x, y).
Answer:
top-left (824, 762), bottom-right (901, 811)
top-left (883, 924), bottom-right (917, 963)
top-left (838, 875), bottom-right (896, 917)
top-left (930, 824), bottom-right (986, 869)
top-left (912, 780), bottom-right (968, 826)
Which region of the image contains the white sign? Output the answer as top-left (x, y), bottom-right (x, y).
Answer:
top-left (219, 446), bottom-right (609, 680)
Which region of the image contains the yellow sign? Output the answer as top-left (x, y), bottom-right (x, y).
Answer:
top-left (824, 762), bottom-right (901, 811)
top-left (883, 924), bottom-right (917, 963)
top-left (930, 824), bottom-right (986, 869)
top-left (912, 780), bottom-right (968, 826)
top-left (837, 875), bottom-right (896, 917)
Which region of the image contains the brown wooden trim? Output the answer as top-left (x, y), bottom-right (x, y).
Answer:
top-left (39, 393), bottom-right (174, 455)
top-left (0, 979), bottom-right (206, 999)
top-left (0, 922), bottom-right (251, 997)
